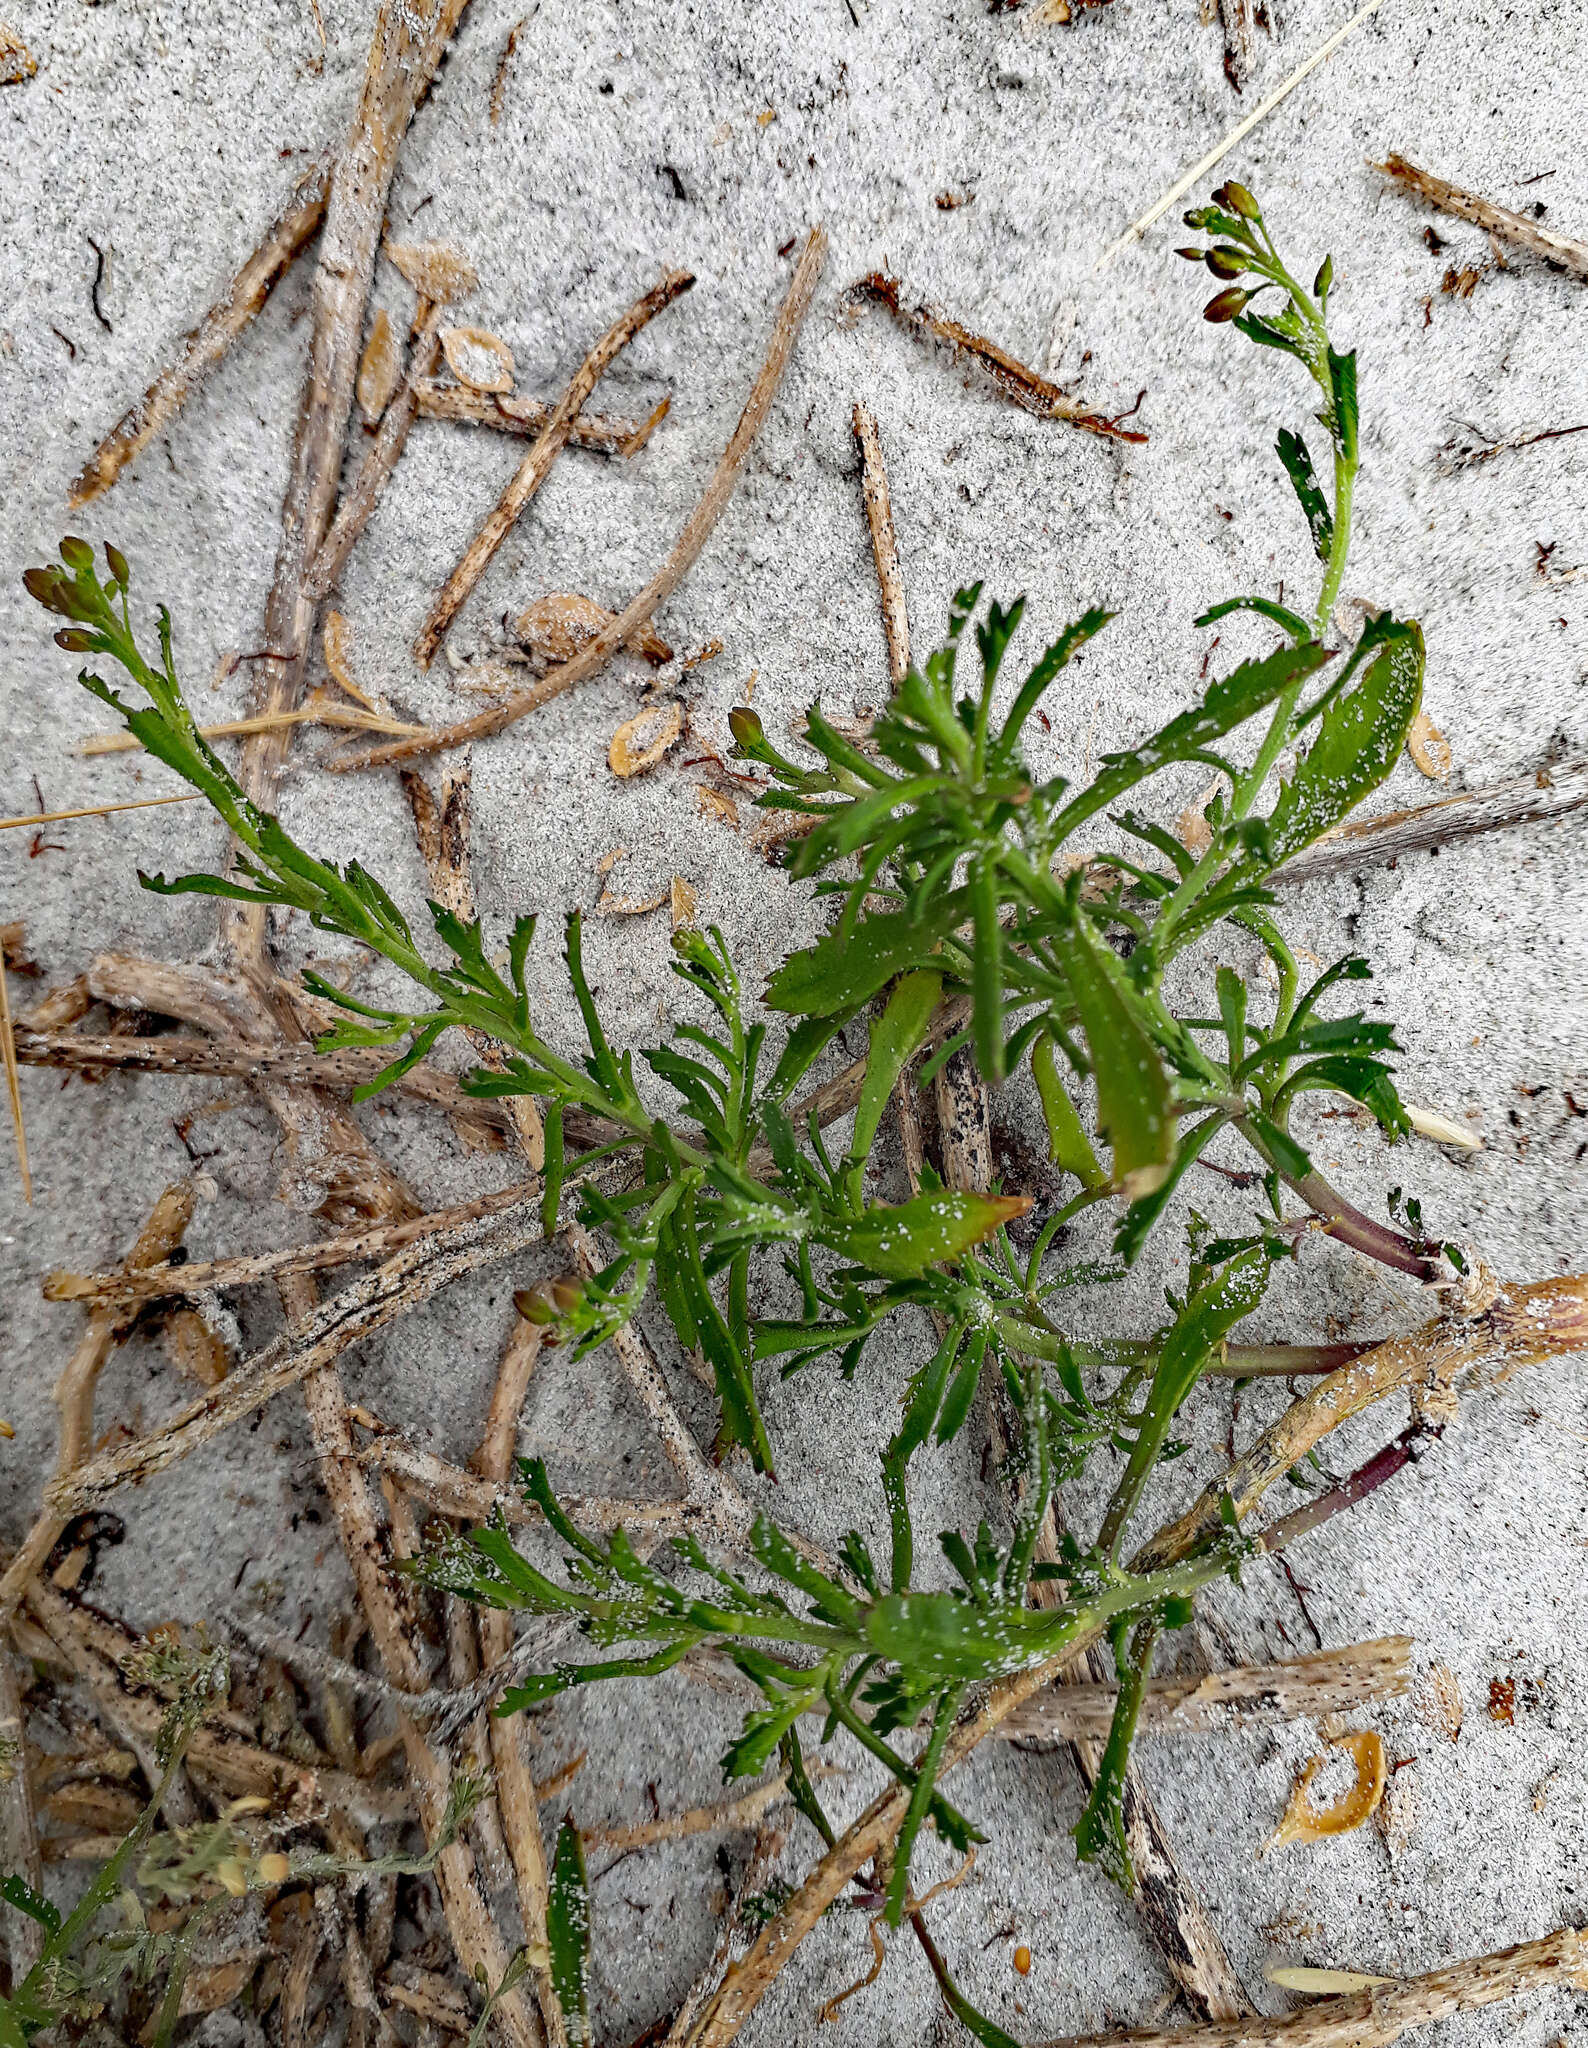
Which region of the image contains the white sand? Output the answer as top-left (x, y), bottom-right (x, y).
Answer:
top-left (2, 0), bottom-right (1586, 2039)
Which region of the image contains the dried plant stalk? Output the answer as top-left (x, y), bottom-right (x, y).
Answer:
top-left (68, 152), bottom-right (334, 505)
top-left (584, 1774), bottom-right (791, 1854)
top-left (0, 792), bottom-right (202, 832)
top-left (11, 1024), bottom-right (578, 1146)
top-left (1138, 1274), bottom-right (1588, 1572)
top-left (847, 272), bottom-right (1147, 442)
top-left (403, 762), bottom-right (546, 1167)
top-left (412, 378), bottom-right (649, 451)
top-left (0, 1651), bottom-right (44, 1978)
top-left (413, 268), bottom-right (695, 665)
top-left (0, 1181), bottom-right (195, 1627)
top-left (44, 1177), bottom-right (539, 1308)
top-left (225, 0), bottom-right (478, 994)
top-left (998, 1638), bottom-right (1414, 1744)
top-left (1377, 153), bottom-right (1588, 282)
top-left (851, 400), bottom-right (910, 683)
top-left (0, 942), bottom-right (29, 1204)
top-left (1041, 1925), bottom-right (1588, 2047)
top-left (42, 1206), bottom-right (543, 1518)
top-left (469, 1318), bottom-right (563, 2046)
top-left (305, 297), bottom-right (451, 601)
top-left (81, 700), bottom-right (425, 754)
top-left (1273, 758), bottom-right (1588, 885)
top-left (330, 227), bottom-right (828, 769)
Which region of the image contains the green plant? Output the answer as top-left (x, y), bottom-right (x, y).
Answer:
top-left (0, 1638), bottom-right (485, 2045)
top-left (26, 185), bottom-right (1468, 2030)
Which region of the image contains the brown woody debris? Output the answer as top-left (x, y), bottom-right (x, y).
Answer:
top-left (0, 25), bottom-right (36, 81)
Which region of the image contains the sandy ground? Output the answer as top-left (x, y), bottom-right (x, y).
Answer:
top-left (2, 0), bottom-right (1587, 2040)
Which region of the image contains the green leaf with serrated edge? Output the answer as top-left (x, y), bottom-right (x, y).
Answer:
top-left (765, 889), bottom-right (970, 1016)
top-left (1276, 1055), bottom-right (1410, 1137)
top-left (819, 1189), bottom-right (1030, 1280)
top-left (547, 1821), bottom-right (592, 2047)
top-left (847, 970), bottom-right (942, 1197)
top-left (1032, 1032), bottom-right (1105, 1188)
top-left (1276, 427), bottom-right (1333, 561)
top-left (1048, 639), bottom-right (1330, 842)
top-left (1194, 594), bottom-right (1314, 643)
top-left (1235, 1013), bottom-right (1398, 1078)
top-left (752, 1517), bottom-right (864, 1628)
top-left (890, 1322), bottom-right (965, 1465)
top-left (1259, 619), bottom-right (1424, 867)
top-left (1046, 911), bottom-right (1172, 1200)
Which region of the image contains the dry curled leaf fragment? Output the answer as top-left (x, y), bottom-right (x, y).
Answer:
top-left (0, 24), bottom-right (36, 82)
top-left (440, 324), bottom-right (515, 394)
top-left (609, 699), bottom-right (683, 778)
top-left (670, 876), bottom-right (698, 930)
top-left (1407, 709), bottom-right (1452, 780)
top-left (356, 309), bottom-right (402, 424)
top-left (386, 241), bottom-right (478, 306)
top-left (321, 613), bottom-right (377, 710)
top-left (1264, 1729), bottom-right (1386, 1852)
top-left (514, 592), bottom-right (671, 667)
top-left (697, 785), bottom-right (740, 829)
top-left (1416, 1661), bottom-right (1464, 1742)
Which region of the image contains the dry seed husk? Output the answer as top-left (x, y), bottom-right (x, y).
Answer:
top-left (1408, 709), bottom-right (1453, 780)
top-left (1265, 1730), bottom-right (1387, 1852)
top-left (514, 592), bottom-right (671, 667)
top-left (609, 699), bottom-right (683, 777)
top-left (356, 309), bottom-right (402, 423)
top-left (386, 241), bottom-right (478, 306)
top-left (440, 324), bottom-right (514, 394)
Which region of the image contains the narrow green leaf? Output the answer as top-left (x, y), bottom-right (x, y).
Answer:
top-left (820, 1189), bottom-right (1031, 1280)
top-left (1031, 1033), bottom-right (1105, 1189)
top-left (1275, 428), bottom-right (1333, 562)
top-left (1050, 639), bottom-right (1330, 842)
top-left (1046, 915), bottom-right (1173, 1200)
top-left (970, 855), bottom-right (1005, 1085)
top-left (765, 890), bottom-right (970, 1017)
top-left (547, 1821), bottom-right (592, 2048)
top-left (1261, 618), bottom-right (1424, 867)
top-left (848, 970), bottom-right (942, 1195)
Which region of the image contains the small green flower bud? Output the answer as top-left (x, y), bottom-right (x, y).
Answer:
top-left (1212, 180), bottom-right (1260, 219)
top-left (1313, 254), bottom-right (1334, 302)
top-left (104, 542), bottom-right (130, 588)
top-left (1205, 247), bottom-right (1246, 279)
top-left (1174, 246), bottom-right (1206, 262)
top-left (23, 566), bottom-right (68, 614)
top-left (728, 705), bottom-right (766, 752)
top-left (55, 627), bottom-right (97, 652)
top-left (59, 535), bottom-right (95, 571)
top-left (1203, 287), bottom-right (1251, 324)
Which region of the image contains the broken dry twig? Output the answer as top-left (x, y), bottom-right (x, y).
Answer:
top-left (329, 227), bottom-right (828, 769)
top-left (848, 273), bottom-right (1147, 442)
top-left (69, 152), bottom-right (334, 505)
top-left (1377, 153), bottom-right (1588, 283)
top-left (851, 400), bottom-right (911, 683)
top-left (413, 268), bottom-right (695, 664)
